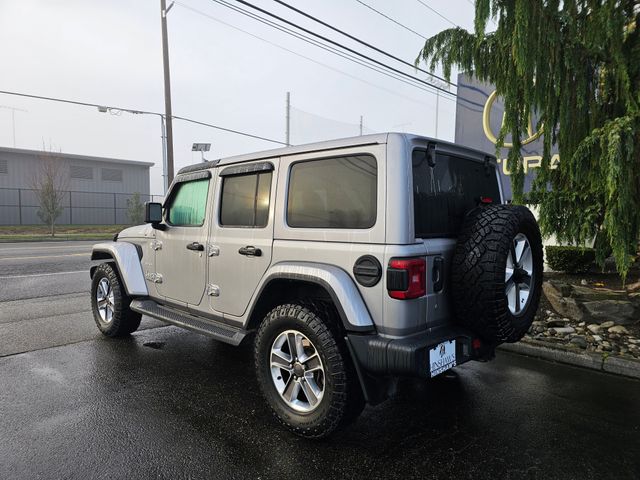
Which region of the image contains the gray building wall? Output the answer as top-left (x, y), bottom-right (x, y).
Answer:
top-left (454, 72), bottom-right (559, 200)
top-left (0, 147), bottom-right (154, 225)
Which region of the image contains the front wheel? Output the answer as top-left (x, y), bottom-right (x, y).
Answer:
top-left (254, 302), bottom-right (364, 438)
top-left (90, 263), bottom-right (141, 337)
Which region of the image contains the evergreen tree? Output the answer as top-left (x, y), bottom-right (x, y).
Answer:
top-left (417, 0), bottom-right (639, 279)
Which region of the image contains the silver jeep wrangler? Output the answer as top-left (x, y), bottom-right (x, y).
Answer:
top-left (90, 133), bottom-right (543, 438)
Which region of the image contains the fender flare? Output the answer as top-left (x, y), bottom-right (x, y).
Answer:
top-left (249, 261), bottom-right (375, 332)
top-left (90, 242), bottom-right (148, 297)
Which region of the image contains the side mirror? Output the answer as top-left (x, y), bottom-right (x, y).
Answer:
top-left (144, 202), bottom-right (163, 225)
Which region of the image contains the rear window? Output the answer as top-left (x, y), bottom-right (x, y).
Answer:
top-left (412, 150), bottom-right (500, 237)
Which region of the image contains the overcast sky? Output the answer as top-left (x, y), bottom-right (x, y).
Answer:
top-left (0, 0), bottom-right (475, 194)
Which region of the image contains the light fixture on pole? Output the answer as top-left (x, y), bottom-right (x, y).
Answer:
top-left (0, 105), bottom-right (28, 147)
top-left (425, 74), bottom-right (451, 139)
top-left (192, 142), bottom-right (211, 162)
top-left (97, 106), bottom-right (170, 193)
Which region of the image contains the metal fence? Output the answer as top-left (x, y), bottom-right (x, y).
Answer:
top-left (0, 188), bottom-right (164, 226)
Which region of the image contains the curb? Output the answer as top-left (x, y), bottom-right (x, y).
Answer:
top-left (498, 339), bottom-right (640, 380)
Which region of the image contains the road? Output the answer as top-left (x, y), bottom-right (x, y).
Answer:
top-left (0, 241), bottom-right (162, 356)
top-left (1, 241), bottom-right (639, 479)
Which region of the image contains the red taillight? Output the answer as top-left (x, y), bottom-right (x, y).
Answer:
top-left (387, 258), bottom-right (426, 299)
top-left (472, 338), bottom-right (482, 350)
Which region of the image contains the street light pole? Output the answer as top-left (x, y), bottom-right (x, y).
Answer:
top-left (160, 115), bottom-right (168, 192)
top-left (160, 0), bottom-right (175, 185)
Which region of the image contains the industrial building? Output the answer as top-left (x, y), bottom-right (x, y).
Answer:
top-left (0, 146), bottom-right (154, 225)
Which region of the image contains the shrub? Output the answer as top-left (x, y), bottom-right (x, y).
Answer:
top-left (545, 246), bottom-right (596, 273)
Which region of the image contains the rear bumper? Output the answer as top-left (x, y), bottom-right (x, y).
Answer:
top-left (347, 325), bottom-right (493, 379)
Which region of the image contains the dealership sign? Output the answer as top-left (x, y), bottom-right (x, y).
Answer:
top-left (454, 73), bottom-right (559, 199)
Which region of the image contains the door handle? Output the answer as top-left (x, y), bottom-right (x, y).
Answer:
top-left (238, 245), bottom-right (262, 257)
top-left (186, 242), bottom-right (204, 251)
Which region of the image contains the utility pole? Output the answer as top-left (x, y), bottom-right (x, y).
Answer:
top-left (359, 115), bottom-right (363, 136)
top-left (285, 91), bottom-right (291, 146)
top-left (160, 0), bottom-right (175, 185)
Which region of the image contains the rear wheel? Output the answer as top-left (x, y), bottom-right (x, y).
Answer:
top-left (254, 302), bottom-right (364, 438)
top-left (91, 263), bottom-right (141, 337)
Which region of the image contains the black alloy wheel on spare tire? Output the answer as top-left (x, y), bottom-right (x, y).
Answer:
top-left (451, 204), bottom-right (543, 344)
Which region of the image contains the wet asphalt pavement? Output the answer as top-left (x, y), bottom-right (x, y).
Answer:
top-left (0, 241), bottom-right (162, 356)
top-left (1, 326), bottom-right (639, 480)
top-left (1, 241), bottom-right (640, 479)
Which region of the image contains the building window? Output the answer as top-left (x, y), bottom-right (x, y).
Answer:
top-left (70, 165), bottom-right (93, 180)
top-left (220, 172), bottom-right (272, 227)
top-left (0, 159), bottom-right (7, 174)
top-left (167, 178), bottom-right (210, 226)
top-left (101, 168), bottom-right (123, 182)
top-left (287, 155), bottom-right (377, 229)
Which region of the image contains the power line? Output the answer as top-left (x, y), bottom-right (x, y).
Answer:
top-left (0, 90), bottom-right (287, 145)
top-left (175, 2), bottom-right (438, 108)
top-left (414, 0), bottom-right (459, 28)
top-left (211, 0), bottom-right (441, 96)
top-left (270, 0), bottom-right (456, 88)
top-left (230, 0), bottom-right (457, 96)
top-left (354, 0), bottom-right (428, 40)
top-left (209, 0), bottom-right (484, 111)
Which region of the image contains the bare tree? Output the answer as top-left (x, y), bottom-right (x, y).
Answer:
top-left (31, 148), bottom-right (68, 236)
top-left (126, 192), bottom-right (144, 224)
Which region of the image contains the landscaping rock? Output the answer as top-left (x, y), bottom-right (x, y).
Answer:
top-left (600, 321), bottom-right (615, 329)
top-left (549, 327), bottom-right (575, 335)
top-left (542, 280), bottom-right (640, 324)
top-left (587, 324), bottom-right (601, 334)
top-left (546, 319), bottom-right (569, 328)
top-left (569, 336), bottom-right (588, 349)
top-left (542, 281), bottom-right (584, 321)
top-left (625, 281), bottom-right (640, 292)
top-left (608, 325), bottom-right (629, 335)
top-left (592, 335), bottom-right (603, 342)
top-left (582, 300), bottom-right (638, 325)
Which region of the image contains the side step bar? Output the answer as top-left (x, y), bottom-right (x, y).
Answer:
top-left (130, 299), bottom-right (247, 346)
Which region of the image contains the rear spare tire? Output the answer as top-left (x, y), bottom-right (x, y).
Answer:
top-left (451, 204), bottom-right (543, 344)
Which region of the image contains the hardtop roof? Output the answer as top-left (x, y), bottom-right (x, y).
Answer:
top-left (176, 132), bottom-right (495, 176)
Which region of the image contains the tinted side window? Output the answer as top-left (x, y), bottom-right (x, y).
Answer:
top-left (287, 155), bottom-right (377, 229)
top-left (220, 172), bottom-right (272, 227)
top-left (167, 178), bottom-right (210, 226)
top-left (412, 150), bottom-right (500, 237)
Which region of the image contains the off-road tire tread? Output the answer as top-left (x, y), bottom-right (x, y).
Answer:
top-left (451, 204), bottom-right (543, 343)
top-left (91, 263), bottom-right (142, 337)
top-left (254, 301), bottom-right (364, 439)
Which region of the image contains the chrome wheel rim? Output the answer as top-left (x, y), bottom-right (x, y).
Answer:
top-left (270, 329), bottom-right (325, 413)
top-left (96, 278), bottom-right (115, 323)
top-left (505, 233), bottom-right (534, 315)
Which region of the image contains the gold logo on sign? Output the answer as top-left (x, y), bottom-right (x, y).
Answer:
top-left (482, 90), bottom-right (543, 147)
